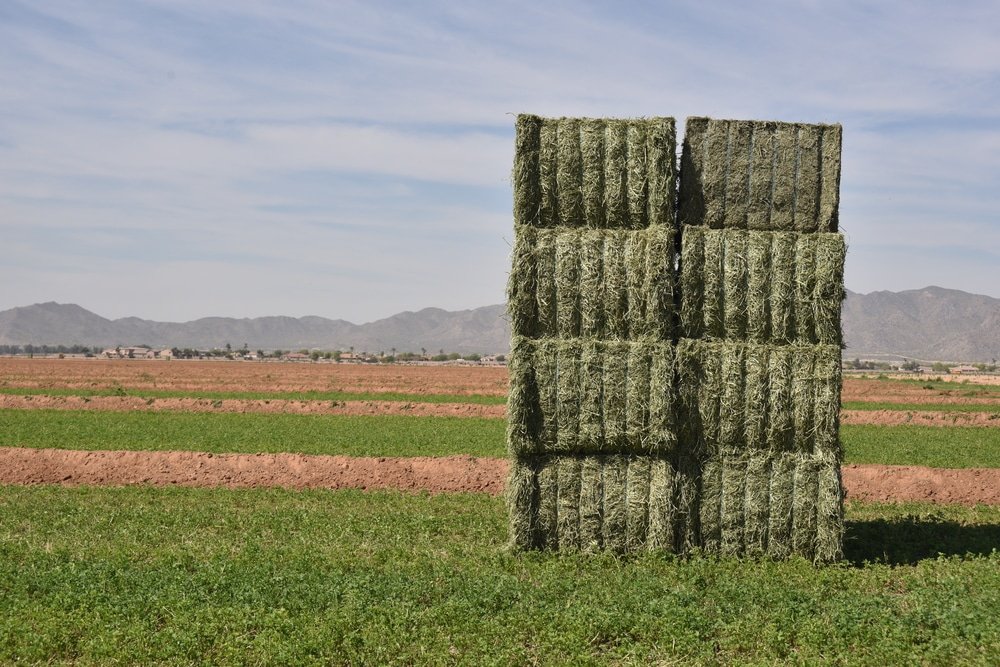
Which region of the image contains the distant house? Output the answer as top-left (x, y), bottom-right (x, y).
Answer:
top-left (283, 352), bottom-right (310, 362)
top-left (159, 349), bottom-right (173, 359)
top-left (950, 365), bottom-right (979, 374)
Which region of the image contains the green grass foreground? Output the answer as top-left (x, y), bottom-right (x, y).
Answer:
top-left (0, 486), bottom-right (997, 665)
top-left (5, 409), bottom-right (1000, 468)
top-left (843, 400), bottom-right (1000, 414)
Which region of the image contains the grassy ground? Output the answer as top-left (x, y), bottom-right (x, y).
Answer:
top-left (843, 401), bottom-right (1000, 414)
top-left (5, 409), bottom-right (1000, 468)
top-left (1, 485), bottom-right (997, 665)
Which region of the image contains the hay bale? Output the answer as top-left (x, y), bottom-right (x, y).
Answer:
top-left (555, 340), bottom-right (582, 453)
top-left (533, 230), bottom-right (558, 338)
top-left (602, 341), bottom-right (628, 451)
top-left (702, 229), bottom-right (725, 338)
top-left (723, 229), bottom-right (749, 339)
top-left (767, 346), bottom-right (794, 452)
top-left (557, 118), bottom-right (584, 228)
top-left (514, 115), bottom-right (542, 226)
top-left (674, 453), bottom-right (700, 553)
top-left (646, 117), bottom-right (677, 229)
top-left (625, 231), bottom-right (648, 337)
top-left (648, 343), bottom-right (677, 455)
top-left (625, 456), bottom-right (652, 550)
top-left (769, 124), bottom-right (798, 231)
top-left (718, 342), bottom-right (746, 453)
top-left (602, 455), bottom-right (628, 553)
top-left (702, 119), bottom-right (729, 228)
top-left (699, 457), bottom-right (723, 554)
top-left (747, 122), bottom-right (776, 230)
top-left (557, 456), bottom-right (583, 550)
top-left (743, 344), bottom-right (769, 451)
top-left (720, 456), bottom-right (748, 557)
top-left (819, 124), bottom-right (842, 232)
top-left (533, 338), bottom-right (559, 450)
top-left (678, 117), bottom-right (708, 228)
top-left (680, 225), bottom-right (706, 338)
top-left (791, 455), bottom-right (820, 560)
top-left (555, 231), bottom-right (581, 338)
top-left (792, 347), bottom-right (816, 453)
top-left (697, 341), bottom-right (723, 456)
top-left (766, 452), bottom-right (796, 559)
top-left (815, 455), bottom-right (844, 563)
top-left (794, 125), bottom-right (821, 233)
top-left (626, 122), bottom-right (649, 229)
top-left (813, 344), bottom-right (842, 456)
top-left (581, 119), bottom-right (606, 228)
top-left (506, 457), bottom-right (539, 550)
top-left (538, 119), bottom-right (559, 228)
top-left (723, 121), bottom-right (752, 229)
top-left (746, 231), bottom-right (771, 342)
top-left (578, 340), bottom-right (604, 452)
top-left (647, 457), bottom-right (677, 551)
top-left (579, 229), bottom-right (605, 337)
top-left (794, 234), bottom-right (817, 343)
top-left (743, 454), bottom-right (771, 557)
top-left (814, 233), bottom-right (845, 345)
top-left (626, 341), bottom-right (653, 451)
top-left (769, 231), bottom-right (796, 344)
top-left (579, 455), bottom-right (603, 551)
top-left (508, 226), bottom-right (538, 338)
top-left (604, 120), bottom-right (629, 229)
top-left (602, 230), bottom-right (629, 338)
top-left (644, 225), bottom-right (676, 340)
top-left (506, 337), bottom-right (540, 456)
top-left (675, 339), bottom-right (704, 455)
top-left (536, 456), bottom-right (559, 550)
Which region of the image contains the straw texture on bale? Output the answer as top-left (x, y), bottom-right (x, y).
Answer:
top-left (679, 118), bottom-right (842, 232)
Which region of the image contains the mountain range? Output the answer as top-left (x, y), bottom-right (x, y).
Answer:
top-left (2, 286), bottom-right (999, 361)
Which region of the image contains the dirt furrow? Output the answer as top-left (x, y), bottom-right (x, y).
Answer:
top-left (842, 409), bottom-right (1000, 427)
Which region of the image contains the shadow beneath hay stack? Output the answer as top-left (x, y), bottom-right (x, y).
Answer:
top-left (844, 518), bottom-right (1000, 566)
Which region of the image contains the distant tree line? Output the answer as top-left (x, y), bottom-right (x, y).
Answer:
top-left (0, 344), bottom-right (101, 356)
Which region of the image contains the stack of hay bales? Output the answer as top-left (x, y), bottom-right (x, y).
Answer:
top-left (507, 115), bottom-right (694, 553)
top-left (676, 118), bottom-right (845, 562)
top-left (507, 115), bottom-right (845, 562)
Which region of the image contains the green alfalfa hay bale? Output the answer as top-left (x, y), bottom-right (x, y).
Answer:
top-left (819, 124), bottom-right (843, 232)
top-left (769, 123), bottom-right (798, 231)
top-left (814, 233), bottom-right (846, 345)
top-left (674, 452), bottom-right (701, 553)
top-left (507, 225), bottom-right (538, 338)
top-left (791, 454), bottom-right (820, 560)
top-left (765, 451), bottom-right (796, 559)
top-left (578, 340), bottom-right (604, 453)
top-left (674, 339), bottom-right (704, 455)
top-left (602, 455), bottom-right (628, 553)
top-left (698, 456), bottom-right (723, 554)
top-left (648, 342), bottom-right (678, 456)
top-left (538, 119), bottom-right (559, 228)
top-left (644, 225), bottom-right (676, 340)
top-left (555, 231), bottom-right (581, 338)
top-left (625, 456), bottom-right (652, 551)
top-left (747, 122), bottom-right (776, 231)
top-left (506, 457), bottom-right (539, 550)
top-left (556, 118), bottom-right (584, 228)
top-left (720, 456), bottom-right (748, 557)
top-left (701, 119), bottom-right (729, 229)
top-left (536, 455), bottom-right (559, 549)
top-left (769, 231), bottom-right (796, 344)
top-left (513, 115), bottom-right (542, 227)
top-left (533, 338), bottom-right (559, 451)
top-left (792, 346), bottom-right (817, 453)
top-left (602, 230), bottom-right (629, 339)
top-left (815, 454), bottom-right (844, 563)
top-left (556, 455), bottom-right (583, 551)
top-left (702, 229), bottom-right (725, 338)
top-left (743, 454), bottom-right (772, 558)
top-left (535, 228), bottom-right (558, 337)
top-left (743, 344), bottom-right (770, 451)
top-left (697, 340), bottom-right (723, 457)
top-left (679, 225), bottom-right (706, 338)
top-left (626, 341), bottom-right (653, 451)
top-left (718, 341), bottom-right (746, 453)
top-left (579, 455), bottom-right (604, 551)
top-left (794, 234), bottom-right (818, 344)
top-left (579, 229), bottom-right (605, 337)
top-left (626, 122), bottom-right (649, 229)
top-left (624, 231), bottom-right (648, 337)
top-left (678, 118), bottom-right (706, 228)
top-left (555, 340), bottom-right (581, 453)
top-left (746, 231), bottom-right (771, 342)
top-left (793, 124), bottom-right (821, 233)
top-left (602, 341), bottom-right (628, 451)
top-left (813, 344), bottom-right (842, 457)
top-left (506, 337), bottom-right (541, 457)
top-left (580, 119), bottom-right (606, 228)
top-left (723, 229), bottom-right (749, 339)
top-left (604, 120), bottom-right (629, 229)
top-left (646, 457), bottom-right (677, 551)
top-left (766, 346), bottom-right (794, 452)
top-left (723, 121), bottom-right (752, 229)
top-left (646, 117), bottom-right (677, 230)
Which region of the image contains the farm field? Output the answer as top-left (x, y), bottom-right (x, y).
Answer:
top-left (2, 358), bottom-right (1000, 663)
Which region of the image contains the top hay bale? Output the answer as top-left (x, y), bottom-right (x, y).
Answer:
top-left (678, 118), bottom-right (842, 232)
top-left (514, 115), bottom-right (677, 230)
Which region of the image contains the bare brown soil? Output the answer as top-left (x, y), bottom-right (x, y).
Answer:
top-left (2, 447), bottom-right (998, 506)
top-left (843, 378), bottom-right (1000, 406)
top-left (842, 409), bottom-right (1000, 428)
top-left (0, 358), bottom-right (508, 396)
top-left (0, 394), bottom-right (505, 418)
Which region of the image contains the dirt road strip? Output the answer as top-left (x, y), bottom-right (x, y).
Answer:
top-left (842, 409), bottom-right (1000, 427)
top-left (2, 448), bottom-right (999, 506)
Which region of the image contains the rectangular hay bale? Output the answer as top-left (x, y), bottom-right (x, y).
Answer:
top-left (766, 452), bottom-right (796, 559)
top-left (743, 344), bottom-right (770, 451)
top-left (602, 455), bottom-right (628, 553)
top-left (702, 229), bottom-right (725, 338)
top-left (793, 124), bottom-right (821, 233)
top-left (814, 233), bottom-right (845, 345)
top-left (746, 230), bottom-right (771, 342)
top-left (506, 457), bottom-right (539, 550)
top-left (578, 341), bottom-right (604, 452)
top-left (680, 225), bottom-right (706, 338)
top-left (513, 115), bottom-right (542, 226)
top-left (508, 225), bottom-right (538, 338)
top-left (646, 117), bottom-right (677, 229)
top-left (791, 455), bottom-right (820, 560)
top-left (579, 456), bottom-right (604, 551)
top-left (534, 229), bottom-right (558, 336)
top-left (555, 231), bottom-right (582, 338)
top-left (626, 341), bottom-right (653, 451)
top-left (579, 229), bottom-right (605, 337)
top-left (557, 456), bottom-right (583, 550)
top-left (555, 341), bottom-right (582, 452)
top-left (602, 342), bottom-right (628, 451)
top-left (626, 122), bottom-right (649, 229)
top-left (723, 229), bottom-right (749, 339)
top-left (718, 342), bottom-right (746, 452)
top-left (602, 230), bottom-right (629, 338)
top-left (556, 118), bottom-right (584, 228)
top-left (747, 121), bottom-right (776, 231)
top-left (699, 457), bottom-right (723, 554)
top-left (769, 231), bottom-right (796, 344)
top-left (769, 124), bottom-right (798, 231)
top-left (794, 234), bottom-right (818, 343)
top-left (720, 456), bottom-right (748, 557)
top-left (819, 124), bottom-right (842, 232)
top-left (603, 120), bottom-right (629, 229)
top-left (625, 456), bottom-right (652, 550)
top-left (647, 458), bottom-right (677, 551)
top-left (743, 454), bottom-right (771, 557)
top-left (538, 119), bottom-right (559, 227)
top-left (723, 121), bottom-right (752, 229)
top-left (581, 119), bottom-right (607, 228)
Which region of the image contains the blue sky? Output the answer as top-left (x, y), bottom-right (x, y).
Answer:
top-left (2, 1), bottom-right (999, 322)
